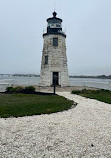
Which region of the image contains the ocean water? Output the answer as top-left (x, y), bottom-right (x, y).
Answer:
top-left (0, 75), bottom-right (111, 90)
top-left (0, 76), bottom-right (40, 85)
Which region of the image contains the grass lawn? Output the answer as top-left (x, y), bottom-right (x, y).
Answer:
top-left (72, 89), bottom-right (111, 104)
top-left (0, 94), bottom-right (74, 118)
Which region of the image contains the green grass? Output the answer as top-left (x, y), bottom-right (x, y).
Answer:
top-left (0, 94), bottom-right (74, 118)
top-left (72, 89), bottom-right (111, 104)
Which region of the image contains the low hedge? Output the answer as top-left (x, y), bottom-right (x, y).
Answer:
top-left (6, 86), bottom-right (36, 94)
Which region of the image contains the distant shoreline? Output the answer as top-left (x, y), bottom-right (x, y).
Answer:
top-left (0, 74), bottom-right (111, 79)
top-left (69, 75), bottom-right (111, 79)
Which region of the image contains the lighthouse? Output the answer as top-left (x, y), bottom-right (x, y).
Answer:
top-left (39, 12), bottom-right (69, 87)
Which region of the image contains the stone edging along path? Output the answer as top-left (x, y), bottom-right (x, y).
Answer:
top-left (0, 92), bottom-right (111, 158)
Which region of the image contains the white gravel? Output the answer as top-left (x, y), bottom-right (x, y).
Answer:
top-left (0, 92), bottom-right (111, 158)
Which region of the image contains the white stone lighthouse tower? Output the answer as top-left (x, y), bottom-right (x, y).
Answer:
top-left (39, 12), bottom-right (69, 87)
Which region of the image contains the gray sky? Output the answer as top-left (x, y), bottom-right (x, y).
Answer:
top-left (0, 0), bottom-right (111, 75)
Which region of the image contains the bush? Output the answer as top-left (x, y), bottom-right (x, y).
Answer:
top-left (24, 86), bottom-right (35, 94)
top-left (6, 87), bottom-right (13, 92)
top-left (14, 86), bottom-right (24, 93)
top-left (81, 89), bottom-right (87, 93)
top-left (6, 86), bottom-right (24, 93)
top-left (72, 90), bottom-right (81, 95)
top-left (72, 89), bottom-right (87, 95)
top-left (6, 87), bottom-right (15, 93)
top-left (6, 86), bottom-right (36, 94)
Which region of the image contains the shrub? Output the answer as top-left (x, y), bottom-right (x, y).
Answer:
top-left (14, 86), bottom-right (24, 93)
top-left (6, 87), bottom-right (13, 92)
top-left (72, 90), bottom-right (81, 95)
top-left (101, 89), bottom-right (110, 92)
top-left (24, 86), bottom-right (35, 94)
top-left (6, 87), bottom-right (15, 93)
top-left (6, 86), bottom-right (36, 94)
top-left (81, 89), bottom-right (87, 93)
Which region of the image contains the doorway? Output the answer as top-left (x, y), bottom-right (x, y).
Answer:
top-left (53, 72), bottom-right (59, 85)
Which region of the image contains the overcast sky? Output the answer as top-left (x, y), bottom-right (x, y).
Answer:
top-left (0, 0), bottom-right (111, 75)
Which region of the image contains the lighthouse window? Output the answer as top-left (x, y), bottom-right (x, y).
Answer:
top-left (53, 38), bottom-right (58, 46)
top-left (45, 55), bottom-right (48, 65)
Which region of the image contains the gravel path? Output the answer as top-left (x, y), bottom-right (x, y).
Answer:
top-left (0, 92), bottom-right (111, 158)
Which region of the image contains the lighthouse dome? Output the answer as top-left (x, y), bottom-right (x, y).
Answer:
top-left (43, 12), bottom-right (66, 38)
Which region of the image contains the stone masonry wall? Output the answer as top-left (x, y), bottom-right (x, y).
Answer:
top-left (39, 34), bottom-right (69, 87)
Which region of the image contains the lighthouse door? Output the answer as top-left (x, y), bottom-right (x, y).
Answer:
top-left (53, 72), bottom-right (59, 85)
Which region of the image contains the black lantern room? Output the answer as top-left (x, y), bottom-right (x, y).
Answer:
top-left (43, 12), bottom-right (66, 38)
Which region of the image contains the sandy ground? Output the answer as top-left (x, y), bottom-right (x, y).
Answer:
top-left (0, 92), bottom-right (111, 158)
